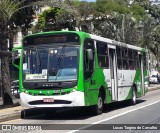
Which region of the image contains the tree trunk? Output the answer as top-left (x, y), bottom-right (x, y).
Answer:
top-left (1, 56), bottom-right (13, 105)
top-left (0, 25), bottom-right (13, 105)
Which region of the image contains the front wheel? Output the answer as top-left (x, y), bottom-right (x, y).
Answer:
top-left (92, 92), bottom-right (104, 115)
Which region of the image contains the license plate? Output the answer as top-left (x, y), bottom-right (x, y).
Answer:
top-left (43, 98), bottom-right (54, 102)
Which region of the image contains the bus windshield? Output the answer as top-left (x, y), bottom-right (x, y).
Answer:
top-left (23, 44), bottom-right (79, 82)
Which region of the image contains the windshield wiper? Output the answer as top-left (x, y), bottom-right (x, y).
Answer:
top-left (36, 48), bottom-right (41, 73)
top-left (55, 44), bottom-right (66, 81)
top-left (57, 44), bottom-right (66, 65)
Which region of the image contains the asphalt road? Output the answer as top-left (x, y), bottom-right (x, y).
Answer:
top-left (1, 88), bottom-right (160, 133)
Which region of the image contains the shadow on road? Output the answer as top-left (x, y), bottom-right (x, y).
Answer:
top-left (21, 99), bottom-right (146, 121)
top-left (103, 99), bottom-right (145, 113)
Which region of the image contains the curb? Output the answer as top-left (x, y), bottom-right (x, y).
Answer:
top-left (0, 86), bottom-right (160, 123)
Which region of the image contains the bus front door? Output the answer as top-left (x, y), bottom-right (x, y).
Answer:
top-left (109, 48), bottom-right (118, 101)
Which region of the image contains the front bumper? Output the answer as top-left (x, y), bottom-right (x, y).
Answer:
top-left (20, 91), bottom-right (85, 108)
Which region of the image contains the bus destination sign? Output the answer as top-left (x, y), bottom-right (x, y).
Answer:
top-left (23, 33), bottom-right (79, 46)
top-left (34, 36), bottom-right (67, 44)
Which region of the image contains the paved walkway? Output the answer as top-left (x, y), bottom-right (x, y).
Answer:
top-left (0, 84), bottom-right (160, 123)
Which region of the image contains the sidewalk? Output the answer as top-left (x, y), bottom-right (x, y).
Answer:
top-left (0, 84), bottom-right (160, 123)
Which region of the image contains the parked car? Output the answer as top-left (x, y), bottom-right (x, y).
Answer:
top-left (149, 75), bottom-right (158, 84)
top-left (11, 80), bottom-right (19, 96)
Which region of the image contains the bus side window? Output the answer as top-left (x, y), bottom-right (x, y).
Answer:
top-left (122, 47), bottom-right (129, 70)
top-left (84, 39), bottom-right (95, 80)
top-left (133, 50), bottom-right (139, 70)
top-left (116, 46), bottom-right (122, 69)
top-left (123, 59), bottom-right (129, 70)
top-left (97, 41), bottom-right (109, 68)
top-left (143, 53), bottom-right (147, 70)
top-left (117, 58), bottom-right (122, 69)
top-left (128, 49), bottom-right (135, 70)
top-left (122, 48), bottom-right (128, 58)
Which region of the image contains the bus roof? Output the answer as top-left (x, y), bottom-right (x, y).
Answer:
top-left (23, 31), bottom-right (145, 52)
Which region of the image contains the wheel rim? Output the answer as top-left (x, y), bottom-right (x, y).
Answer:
top-left (98, 97), bottom-right (103, 110)
top-left (133, 89), bottom-right (136, 102)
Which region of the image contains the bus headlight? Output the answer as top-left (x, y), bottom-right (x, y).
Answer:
top-left (73, 86), bottom-right (77, 92)
top-left (24, 90), bottom-right (28, 94)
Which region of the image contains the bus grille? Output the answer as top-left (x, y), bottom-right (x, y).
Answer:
top-left (28, 100), bottom-right (72, 105)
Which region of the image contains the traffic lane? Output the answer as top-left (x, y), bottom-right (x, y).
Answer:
top-left (81, 101), bottom-right (160, 133)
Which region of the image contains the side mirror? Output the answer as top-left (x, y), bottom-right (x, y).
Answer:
top-left (87, 49), bottom-right (93, 61)
top-left (12, 49), bottom-right (21, 69)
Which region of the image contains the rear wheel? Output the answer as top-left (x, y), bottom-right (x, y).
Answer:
top-left (93, 92), bottom-right (104, 115)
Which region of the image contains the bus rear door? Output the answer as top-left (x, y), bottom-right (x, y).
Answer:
top-left (109, 46), bottom-right (118, 101)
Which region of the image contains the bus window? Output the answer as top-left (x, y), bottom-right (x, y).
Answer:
top-left (129, 60), bottom-right (134, 70)
top-left (97, 41), bottom-right (109, 68)
top-left (134, 61), bottom-right (138, 70)
top-left (116, 46), bottom-right (122, 69)
top-left (123, 59), bottom-right (129, 70)
top-left (128, 49), bottom-right (133, 59)
top-left (116, 47), bottom-right (121, 57)
top-left (97, 42), bottom-right (108, 55)
top-left (98, 56), bottom-right (109, 68)
top-left (117, 58), bottom-right (122, 69)
top-left (84, 39), bottom-right (95, 80)
top-left (143, 53), bottom-right (147, 70)
top-left (122, 48), bottom-right (128, 58)
top-left (133, 50), bottom-right (138, 60)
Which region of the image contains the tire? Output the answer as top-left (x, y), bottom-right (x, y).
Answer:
top-left (130, 86), bottom-right (136, 105)
top-left (93, 92), bottom-right (104, 115)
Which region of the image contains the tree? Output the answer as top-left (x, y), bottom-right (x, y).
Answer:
top-left (34, 7), bottom-right (62, 31)
top-left (0, 0), bottom-right (25, 105)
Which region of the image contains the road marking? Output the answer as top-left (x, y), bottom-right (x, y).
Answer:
top-left (67, 99), bottom-right (160, 133)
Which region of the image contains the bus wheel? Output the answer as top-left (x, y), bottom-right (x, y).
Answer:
top-left (93, 92), bottom-right (104, 115)
top-left (130, 86), bottom-right (136, 105)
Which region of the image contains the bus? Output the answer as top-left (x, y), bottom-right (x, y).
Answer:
top-left (12, 31), bottom-right (149, 116)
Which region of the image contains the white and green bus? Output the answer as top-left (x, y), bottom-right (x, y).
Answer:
top-left (13, 31), bottom-right (148, 115)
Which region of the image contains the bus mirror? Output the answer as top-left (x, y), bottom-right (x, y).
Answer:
top-left (87, 49), bottom-right (93, 61)
top-left (12, 50), bottom-right (20, 69)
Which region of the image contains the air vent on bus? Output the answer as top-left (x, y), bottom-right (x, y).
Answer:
top-left (28, 100), bottom-right (72, 105)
